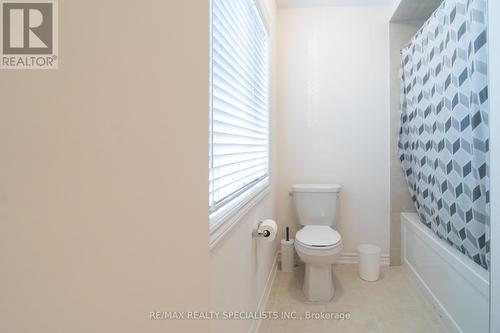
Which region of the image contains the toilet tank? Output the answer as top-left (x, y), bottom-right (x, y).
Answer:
top-left (292, 184), bottom-right (341, 226)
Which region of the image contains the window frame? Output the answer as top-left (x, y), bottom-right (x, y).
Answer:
top-left (208, 0), bottom-right (271, 248)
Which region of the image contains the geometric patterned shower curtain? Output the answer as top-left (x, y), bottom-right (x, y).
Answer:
top-left (398, 0), bottom-right (489, 269)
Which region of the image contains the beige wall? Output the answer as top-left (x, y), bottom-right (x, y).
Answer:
top-left (277, 5), bottom-right (394, 258)
top-left (0, 1), bottom-right (210, 332)
top-left (209, 1), bottom-right (278, 333)
top-left (388, 22), bottom-right (422, 265)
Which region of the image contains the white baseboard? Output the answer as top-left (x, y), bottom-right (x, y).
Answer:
top-left (249, 251), bottom-right (278, 333)
top-left (336, 251), bottom-right (390, 266)
top-left (276, 250), bottom-right (390, 266)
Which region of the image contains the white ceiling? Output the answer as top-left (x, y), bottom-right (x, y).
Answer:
top-left (277, 0), bottom-right (398, 8)
top-left (390, 0), bottom-right (443, 23)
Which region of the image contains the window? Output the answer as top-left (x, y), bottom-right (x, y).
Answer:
top-left (209, 0), bottom-right (269, 222)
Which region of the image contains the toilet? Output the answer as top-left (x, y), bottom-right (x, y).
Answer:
top-left (292, 184), bottom-right (342, 302)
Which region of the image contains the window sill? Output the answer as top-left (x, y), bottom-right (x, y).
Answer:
top-left (209, 178), bottom-right (271, 250)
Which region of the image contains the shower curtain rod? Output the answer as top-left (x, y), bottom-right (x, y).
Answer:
top-left (399, 1), bottom-right (446, 57)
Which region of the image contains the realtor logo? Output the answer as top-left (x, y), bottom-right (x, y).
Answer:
top-left (1, 0), bottom-right (58, 69)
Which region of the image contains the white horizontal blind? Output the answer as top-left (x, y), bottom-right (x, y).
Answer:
top-left (209, 0), bottom-right (269, 213)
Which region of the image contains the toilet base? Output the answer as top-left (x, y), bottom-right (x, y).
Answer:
top-left (303, 263), bottom-right (334, 302)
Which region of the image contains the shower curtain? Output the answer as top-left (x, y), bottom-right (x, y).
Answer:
top-left (398, 0), bottom-right (489, 269)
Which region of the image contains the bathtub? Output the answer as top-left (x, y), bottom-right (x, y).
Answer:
top-left (400, 213), bottom-right (489, 333)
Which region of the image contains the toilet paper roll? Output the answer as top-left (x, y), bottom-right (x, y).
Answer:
top-left (259, 219), bottom-right (277, 242)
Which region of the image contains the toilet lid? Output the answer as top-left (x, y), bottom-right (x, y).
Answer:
top-left (296, 226), bottom-right (341, 247)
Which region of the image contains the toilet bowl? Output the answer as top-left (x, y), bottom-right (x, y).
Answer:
top-left (292, 184), bottom-right (342, 302)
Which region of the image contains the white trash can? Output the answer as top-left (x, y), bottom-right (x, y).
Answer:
top-left (357, 244), bottom-right (381, 281)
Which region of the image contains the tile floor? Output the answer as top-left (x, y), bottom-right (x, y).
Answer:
top-left (259, 264), bottom-right (448, 333)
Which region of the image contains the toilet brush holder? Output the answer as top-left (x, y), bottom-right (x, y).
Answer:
top-left (281, 238), bottom-right (295, 272)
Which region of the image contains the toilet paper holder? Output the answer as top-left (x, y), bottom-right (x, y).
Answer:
top-left (252, 220), bottom-right (271, 238)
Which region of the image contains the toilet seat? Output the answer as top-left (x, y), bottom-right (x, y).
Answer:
top-left (296, 226), bottom-right (342, 248)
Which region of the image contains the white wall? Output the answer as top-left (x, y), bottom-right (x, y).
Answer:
top-left (210, 1), bottom-right (278, 333)
top-left (489, 0), bottom-right (500, 331)
top-left (277, 4), bottom-right (394, 257)
top-left (0, 1), bottom-right (210, 332)
top-left (389, 22), bottom-right (422, 265)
